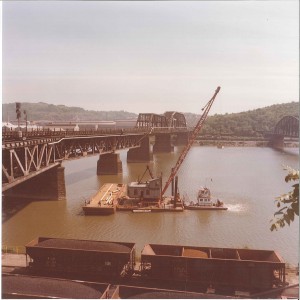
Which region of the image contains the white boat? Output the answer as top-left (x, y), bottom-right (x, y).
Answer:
top-left (184, 187), bottom-right (227, 210)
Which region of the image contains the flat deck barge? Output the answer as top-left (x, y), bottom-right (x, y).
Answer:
top-left (116, 196), bottom-right (184, 212)
top-left (83, 183), bottom-right (126, 215)
top-left (83, 183), bottom-right (184, 214)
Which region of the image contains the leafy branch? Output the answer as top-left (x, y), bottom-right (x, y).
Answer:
top-left (270, 166), bottom-right (299, 231)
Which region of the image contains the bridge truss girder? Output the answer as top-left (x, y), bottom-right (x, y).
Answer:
top-left (274, 116), bottom-right (299, 138)
top-left (136, 112), bottom-right (187, 129)
top-left (2, 134), bottom-right (143, 191)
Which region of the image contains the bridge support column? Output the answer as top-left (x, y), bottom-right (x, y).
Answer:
top-left (175, 132), bottom-right (189, 146)
top-left (97, 152), bottom-right (122, 175)
top-left (268, 135), bottom-right (284, 150)
top-left (3, 164), bottom-right (66, 201)
top-left (127, 136), bottom-right (152, 162)
top-left (153, 133), bottom-right (174, 153)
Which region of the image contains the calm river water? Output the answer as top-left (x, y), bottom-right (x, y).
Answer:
top-left (2, 146), bottom-right (299, 266)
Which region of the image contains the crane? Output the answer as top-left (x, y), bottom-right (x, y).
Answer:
top-left (161, 86), bottom-right (221, 196)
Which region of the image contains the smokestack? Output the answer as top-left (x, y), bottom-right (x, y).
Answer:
top-left (174, 176), bottom-right (178, 209)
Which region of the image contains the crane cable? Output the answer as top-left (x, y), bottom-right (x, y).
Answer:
top-left (161, 86), bottom-right (221, 196)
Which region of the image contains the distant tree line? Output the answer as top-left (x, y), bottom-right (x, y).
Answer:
top-left (2, 101), bottom-right (299, 138)
top-left (185, 102), bottom-right (299, 138)
top-left (2, 102), bottom-right (138, 122)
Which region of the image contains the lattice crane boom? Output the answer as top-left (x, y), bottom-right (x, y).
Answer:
top-left (161, 86), bottom-right (221, 196)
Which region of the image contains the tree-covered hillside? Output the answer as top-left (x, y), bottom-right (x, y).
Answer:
top-left (185, 102), bottom-right (299, 137)
top-left (2, 102), bottom-right (137, 122)
top-left (2, 101), bottom-right (299, 138)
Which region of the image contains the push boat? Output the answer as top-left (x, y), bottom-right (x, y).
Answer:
top-left (184, 187), bottom-right (228, 210)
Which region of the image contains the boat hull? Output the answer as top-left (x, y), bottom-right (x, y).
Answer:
top-left (83, 206), bottom-right (115, 215)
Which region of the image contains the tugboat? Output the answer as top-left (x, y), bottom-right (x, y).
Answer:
top-left (184, 187), bottom-right (228, 210)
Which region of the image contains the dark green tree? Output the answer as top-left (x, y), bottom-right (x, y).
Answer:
top-left (270, 166), bottom-right (299, 231)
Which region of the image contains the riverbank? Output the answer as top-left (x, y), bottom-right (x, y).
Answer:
top-left (196, 140), bottom-right (299, 148)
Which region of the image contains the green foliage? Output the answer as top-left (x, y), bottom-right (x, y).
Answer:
top-left (2, 101), bottom-right (299, 134)
top-left (185, 102), bottom-right (299, 138)
top-left (2, 102), bottom-right (137, 122)
top-left (270, 167), bottom-right (299, 231)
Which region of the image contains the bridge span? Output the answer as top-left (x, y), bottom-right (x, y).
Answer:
top-left (2, 126), bottom-right (189, 200)
top-left (266, 116), bottom-right (299, 149)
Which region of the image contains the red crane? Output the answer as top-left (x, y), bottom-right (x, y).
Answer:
top-left (161, 86), bottom-right (221, 196)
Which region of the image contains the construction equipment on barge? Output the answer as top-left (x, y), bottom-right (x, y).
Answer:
top-left (120, 86), bottom-right (222, 212)
top-left (161, 86), bottom-right (221, 196)
top-left (82, 87), bottom-right (221, 214)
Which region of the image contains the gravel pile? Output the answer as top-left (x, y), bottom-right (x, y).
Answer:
top-left (3, 275), bottom-right (104, 299)
top-left (35, 238), bottom-right (132, 253)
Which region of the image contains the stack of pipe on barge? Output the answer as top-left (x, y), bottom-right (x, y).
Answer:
top-left (82, 183), bottom-right (126, 215)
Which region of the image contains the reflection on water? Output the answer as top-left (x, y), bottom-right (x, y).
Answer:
top-left (2, 146), bottom-right (299, 266)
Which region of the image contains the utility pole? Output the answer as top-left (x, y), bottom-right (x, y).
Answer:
top-left (24, 110), bottom-right (28, 134)
top-left (16, 102), bottom-right (21, 130)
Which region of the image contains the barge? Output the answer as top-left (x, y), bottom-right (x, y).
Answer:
top-left (82, 183), bottom-right (126, 215)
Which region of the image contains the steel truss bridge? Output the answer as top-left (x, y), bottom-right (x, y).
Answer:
top-left (273, 116), bottom-right (299, 138)
top-left (2, 114), bottom-right (189, 192)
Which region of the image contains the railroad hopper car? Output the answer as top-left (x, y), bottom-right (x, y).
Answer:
top-left (25, 237), bottom-right (135, 278)
top-left (2, 274), bottom-right (110, 299)
top-left (140, 244), bottom-right (286, 293)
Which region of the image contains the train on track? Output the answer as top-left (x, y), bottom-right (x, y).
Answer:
top-left (21, 236), bottom-right (287, 296)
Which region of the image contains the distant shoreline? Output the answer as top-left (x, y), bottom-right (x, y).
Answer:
top-left (195, 140), bottom-right (299, 148)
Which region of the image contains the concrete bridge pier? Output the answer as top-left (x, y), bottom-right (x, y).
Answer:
top-left (127, 136), bottom-right (153, 162)
top-left (175, 132), bottom-right (190, 146)
top-left (268, 135), bottom-right (284, 150)
top-left (97, 152), bottom-right (123, 175)
top-left (153, 133), bottom-right (174, 153)
top-left (3, 164), bottom-right (66, 201)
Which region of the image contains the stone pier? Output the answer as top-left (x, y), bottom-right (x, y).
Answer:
top-left (153, 133), bottom-right (174, 153)
top-left (3, 164), bottom-right (66, 201)
top-left (268, 135), bottom-right (284, 150)
top-left (97, 152), bottom-right (123, 175)
top-left (175, 132), bottom-right (190, 146)
top-left (127, 136), bottom-right (152, 162)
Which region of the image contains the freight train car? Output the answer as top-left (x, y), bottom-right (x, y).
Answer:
top-left (25, 237), bottom-right (135, 278)
top-left (140, 244), bottom-right (286, 293)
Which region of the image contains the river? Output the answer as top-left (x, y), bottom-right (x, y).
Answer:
top-left (2, 146), bottom-right (299, 266)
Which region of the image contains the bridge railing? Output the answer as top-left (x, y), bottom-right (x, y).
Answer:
top-left (2, 126), bottom-right (189, 141)
top-left (2, 127), bottom-right (147, 140)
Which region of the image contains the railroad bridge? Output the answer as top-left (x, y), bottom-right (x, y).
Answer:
top-left (267, 116), bottom-right (299, 150)
top-left (2, 112), bottom-right (189, 200)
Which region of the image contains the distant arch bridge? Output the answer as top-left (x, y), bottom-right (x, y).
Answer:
top-left (268, 115), bottom-right (299, 149)
top-left (274, 116), bottom-right (299, 138)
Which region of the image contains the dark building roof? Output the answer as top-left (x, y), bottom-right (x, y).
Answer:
top-left (2, 275), bottom-right (105, 299)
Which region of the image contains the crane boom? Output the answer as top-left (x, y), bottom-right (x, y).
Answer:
top-left (161, 86), bottom-right (221, 196)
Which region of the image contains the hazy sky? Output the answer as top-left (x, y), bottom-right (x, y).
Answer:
top-left (2, 1), bottom-right (299, 115)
